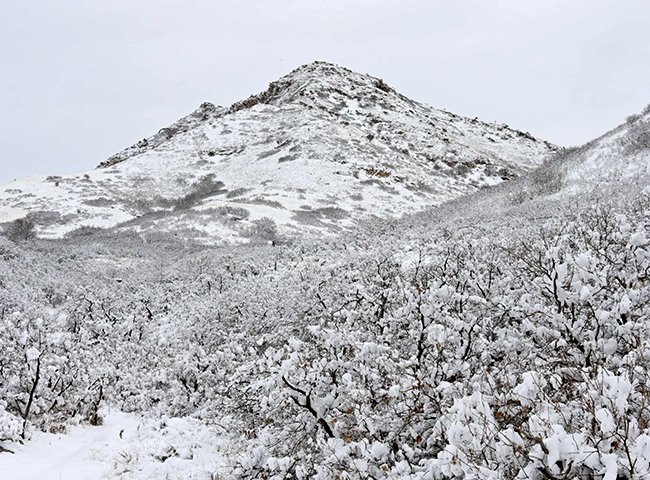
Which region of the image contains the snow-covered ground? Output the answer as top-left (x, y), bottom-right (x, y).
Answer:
top-left (0, 411), bottom-right (230, 480)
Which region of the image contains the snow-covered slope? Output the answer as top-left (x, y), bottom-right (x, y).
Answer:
top-left (560, 108), bottom-right (650, 195)
top-left (0, 61), bottom-right (556, 241)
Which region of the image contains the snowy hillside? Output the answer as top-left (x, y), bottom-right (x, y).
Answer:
top-left (407, 104), bottom-right (650, 232)
top-left (0, 62), bottom-right (555, 241)
top-left (2, 67), bottom-right (650, 480)
top-left (561, 107), bottom-right (650, 194)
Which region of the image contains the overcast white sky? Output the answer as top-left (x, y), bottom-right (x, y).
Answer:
top-left (1, 1), bottom-right (649, 185)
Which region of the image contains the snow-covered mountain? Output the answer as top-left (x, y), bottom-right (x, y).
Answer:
top-left (0, 61), bottom-right (556, 241)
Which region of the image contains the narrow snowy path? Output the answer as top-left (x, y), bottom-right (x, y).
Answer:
top-left (0, 411), bottom-right (230, 480)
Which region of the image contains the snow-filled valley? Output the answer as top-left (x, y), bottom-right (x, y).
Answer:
top-left (1, 63), bottom-right (650, 479)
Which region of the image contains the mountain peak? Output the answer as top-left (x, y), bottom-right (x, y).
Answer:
top-left (289, 60), bottom-right (352, 76)
top-left (288, 60), bottom-right (396, 94)
top-left (284, 60), bottom-right (382, 84)
top-left (227, 61), bottom-right (397, 113)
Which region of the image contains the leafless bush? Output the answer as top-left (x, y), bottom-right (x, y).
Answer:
top-left (64, 226), bottom-right (104, 239)
top-left (213, 205), bottom-right (250, 220)
top-left (225, 187), bottom-right (250, 199)
top-left (2, 218), bottom-right (36, 242)
top-left (243, 217), bottom-right (279, 244)
top-left (173, 175), bottom-right (226, 210)
top-left (622, 118), bottom-right (650, 155)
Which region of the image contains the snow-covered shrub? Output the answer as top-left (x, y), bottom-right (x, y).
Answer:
top-left (244, 217), bottom-right (279, 244)
top-left (2, 217), bottom-right (36, 242)
top-left (0, 404), bottom-right (22, 444)
top-left (623, 116), bottom-right (650, 154)
top-left (0, 308), bottom-right (105, 437)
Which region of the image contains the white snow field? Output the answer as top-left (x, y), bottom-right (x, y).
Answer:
top-left (0, 411), bottom-right (229, 480)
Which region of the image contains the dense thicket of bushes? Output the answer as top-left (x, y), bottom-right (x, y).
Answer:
top-left (1, 182), bottom-right (649, 478)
